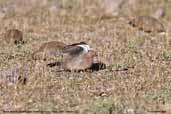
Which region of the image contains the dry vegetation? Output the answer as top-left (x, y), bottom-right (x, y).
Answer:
top-left (1, 0), bottom-right (171, 114)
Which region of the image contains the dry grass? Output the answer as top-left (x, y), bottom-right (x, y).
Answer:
top-left (1, 0), bottom-right (171, 114)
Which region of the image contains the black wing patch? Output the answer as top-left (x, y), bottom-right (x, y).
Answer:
top-left (62, 45), bottom-right (84, 56)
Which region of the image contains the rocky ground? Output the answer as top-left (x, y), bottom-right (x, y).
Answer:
top-left (1, 0), bottom-right (171, 114)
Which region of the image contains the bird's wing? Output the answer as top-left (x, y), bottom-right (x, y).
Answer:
top-left (62, 45), bottom-right (84, 56)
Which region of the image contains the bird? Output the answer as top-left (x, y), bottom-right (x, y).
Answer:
top-left (32, 41), bottom-right (66, 60)
top-left (4, 29), bottom-right (24, 44)
top-left (47, 42), bottom-right (98, 71)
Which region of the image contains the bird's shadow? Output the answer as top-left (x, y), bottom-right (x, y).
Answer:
top-left (47, 62), bottom-right (106, 72)
top-left (88, 62), bottom-right (106, 72)
top-left (47, 62), bottom-right (61, 67)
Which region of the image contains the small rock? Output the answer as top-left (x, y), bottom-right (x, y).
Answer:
top-left (4, 29), bottom-right (24, 44)
top-left (32, 41), bottom-right (66, 60)
top-left (129, 16), bottom-right (165, 33)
